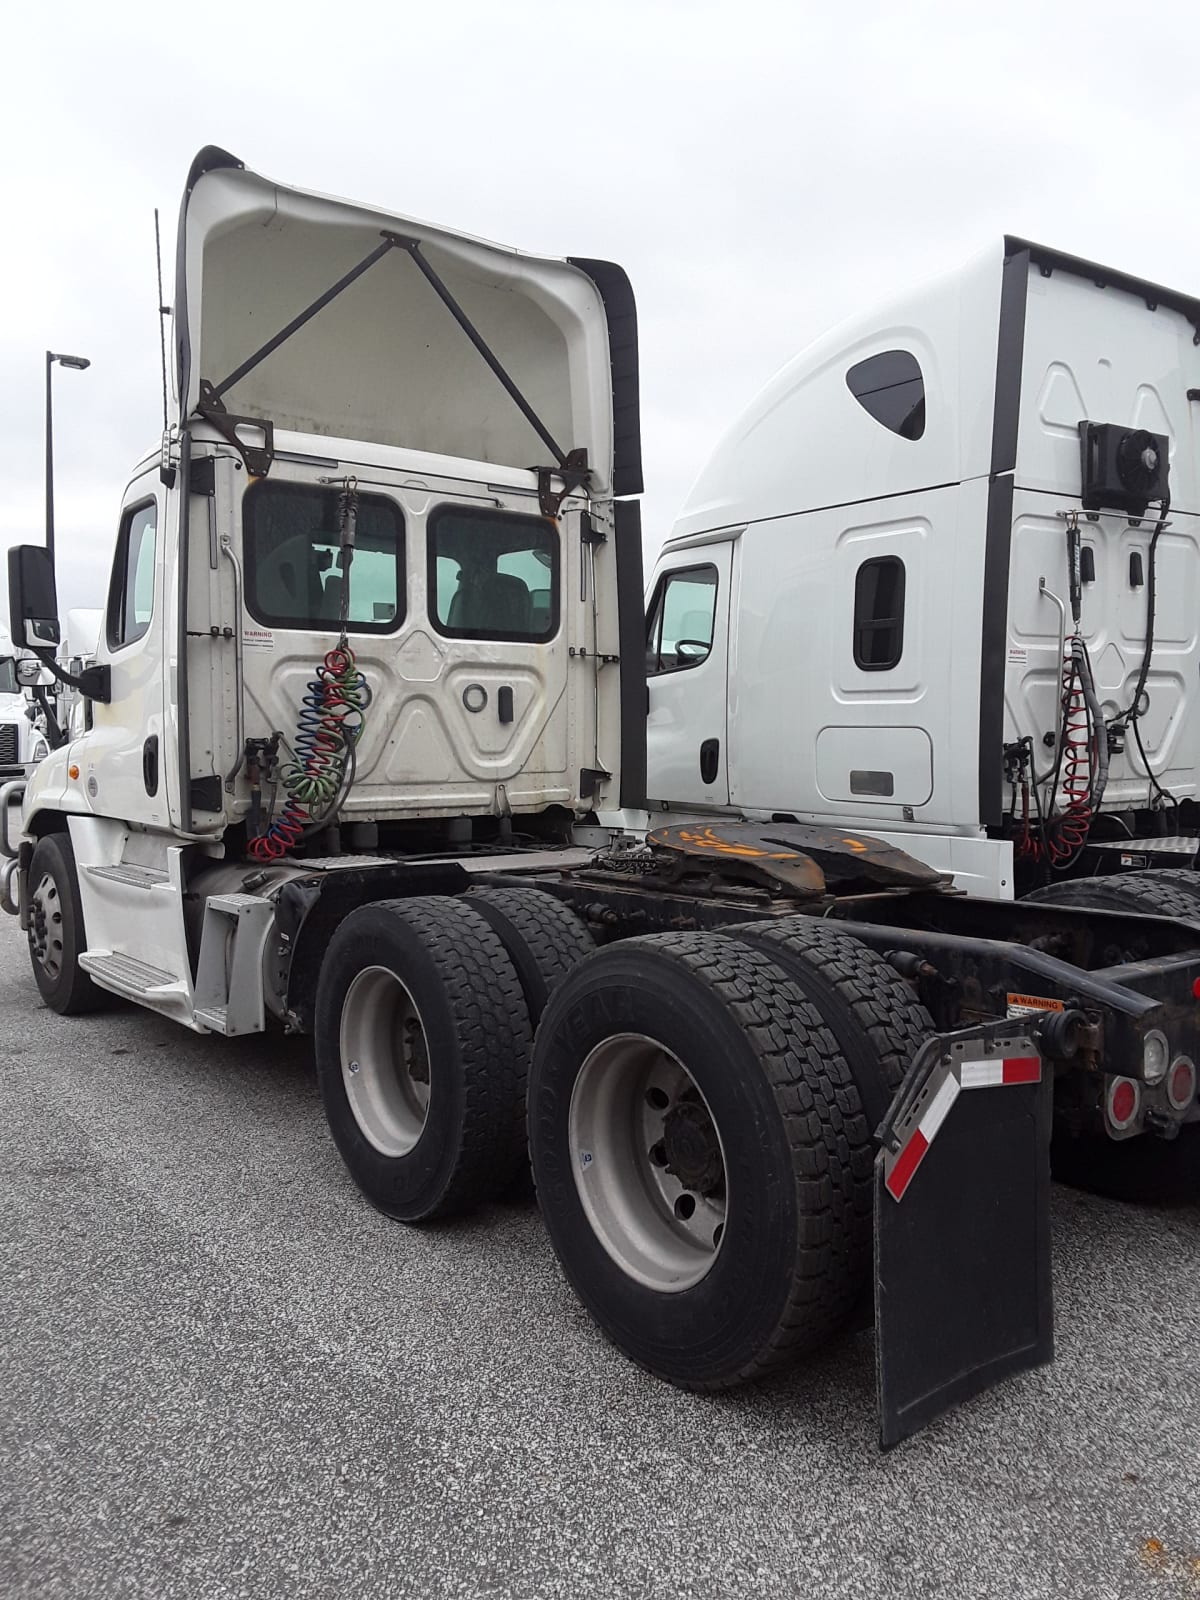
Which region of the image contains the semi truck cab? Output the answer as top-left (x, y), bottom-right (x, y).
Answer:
top-left (645, 239), bottom-right (1200, 900)
top-left (4, 157), bottom-right (1200, 1448)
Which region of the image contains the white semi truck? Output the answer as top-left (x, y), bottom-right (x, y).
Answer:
top-left (0, 625), bottom-right (53, 778)
top-left (644, 237), bottom-right (1199, 904)
top-left (3, 148), bottom-right (1200, 1447)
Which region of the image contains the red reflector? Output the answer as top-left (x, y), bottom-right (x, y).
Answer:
top-left (1192, 977), bottom-right (1200, 1000)
top-left (1169, 1058), bottom-right (1196, 1111)
top-left (1110, 1079), bottom-right (1138, 1126)
top-left (1002, 1056), bottom-right (1041, 1085)
top-left (885, 1129), bottom-right (929, 1202)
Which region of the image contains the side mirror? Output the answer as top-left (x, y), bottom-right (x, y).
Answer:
top-left (16, 657), bottom-right (56, 688)
top-left (7, 545), bottom-right (60, 649)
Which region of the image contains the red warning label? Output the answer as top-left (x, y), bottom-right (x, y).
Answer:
top-left (1006, 992), bottom-right (1065, 1018)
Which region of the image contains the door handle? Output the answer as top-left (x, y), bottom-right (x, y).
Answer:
top-left (142, 735), bottom-right (159, 796)
top-left (700, 738), bottom-right (719, 785)
top-left (498, 686), bottom-right (514, 725)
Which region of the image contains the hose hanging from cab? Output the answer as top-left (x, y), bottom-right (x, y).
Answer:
top-left (249, 481), bottom-right (371, 861)
top-left (1016, 514), bottom-right (1106, 869)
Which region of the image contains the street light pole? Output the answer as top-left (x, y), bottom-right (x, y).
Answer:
top-left (44, 349), bottom-right (91, 571)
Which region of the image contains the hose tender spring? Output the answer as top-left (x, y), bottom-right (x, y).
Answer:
top-left (248, 644), bottom-right (371, 861)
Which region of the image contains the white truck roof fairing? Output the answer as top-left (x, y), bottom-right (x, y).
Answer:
top-left (671, 238), bottom-right (1200, 543)
top-left (650, 237), bottom-right (1200, 855)
top-left (173, 146), bottom-right (641, 500)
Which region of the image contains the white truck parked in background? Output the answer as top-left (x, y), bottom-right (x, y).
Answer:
top-left (3, 148), bottom-right (1200, 1448)
top-left (646, 238), bottom-right (1198, 903)
top-left (0, 625), bottom-right (52, 778)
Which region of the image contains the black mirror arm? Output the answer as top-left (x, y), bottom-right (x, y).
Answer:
top-left (31, 684), bottom-right (67, 750)
top-left (32, 648), bottom-right (111, 704)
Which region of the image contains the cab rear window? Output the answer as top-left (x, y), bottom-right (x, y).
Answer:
top-left (428, 508), bottom-right (558, 642)
top-left (243, 482), bottom-right (404, 633)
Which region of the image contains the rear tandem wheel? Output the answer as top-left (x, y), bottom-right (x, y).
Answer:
top-left (314, 895), bottom-right (532, 1221)
top-left (528, 931), bottom-right (874, 1389)
top-left (464, 885), bottom-right (595, 1025)
top-left (725, 915), bottom-right (934, 1129)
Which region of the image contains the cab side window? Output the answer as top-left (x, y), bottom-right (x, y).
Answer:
top-left (853, 555), bottom-right (906, 670)
top-left (106, 501), bottom-right (157, 649)
top-left (646, 565), bottom-right (718, 675)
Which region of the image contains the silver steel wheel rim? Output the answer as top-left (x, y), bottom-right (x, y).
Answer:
top-left (339, 966), bottom-right (432, 1158)
top-left (29, 871), bottom-right (65, 980)
top-left (569, 1032), bottom-right (728, 1293)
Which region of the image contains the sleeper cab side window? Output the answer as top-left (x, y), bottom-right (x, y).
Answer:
top-left (242, 481), bottom-right (405, 633)
top-left (853, 555), bottom-right (905, 671)
top-left (428, 507), bottom-right (559, 642)
top-left (106, 500), bottom-right (158, 650)
top-left (847, 350), bottom-right (925, 441)
top-left (646, 564), bottom-right (718, 675)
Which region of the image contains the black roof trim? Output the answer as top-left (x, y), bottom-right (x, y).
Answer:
top-left (567, 257), bottom-right (643, 497)
top-left (1005, 235), bottom-right (1200, 342)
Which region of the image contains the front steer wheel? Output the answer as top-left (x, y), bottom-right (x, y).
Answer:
top-left (315, 896), bottom-right (532, 1221)
top-left (26, 832), bottom-right (110, 1015)
top-left (528, 932), bottom-right (872, 1390)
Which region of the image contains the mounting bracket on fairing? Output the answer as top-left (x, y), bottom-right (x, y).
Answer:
top-left (873, 1009), bottom-right (1085, 1447)
top-left (196, 381), bottom-right (276, 477)
top-left (537, 448), bottom-right (590, 519)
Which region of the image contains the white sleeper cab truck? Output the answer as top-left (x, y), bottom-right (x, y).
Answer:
top-left (646, 238), bottom-right (1200, 908)
top-left (5, 154), bottom-right (1200, 1447)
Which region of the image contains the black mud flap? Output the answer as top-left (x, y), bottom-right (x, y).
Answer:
top-left (874, 1022), bottom-right (1054, 1447)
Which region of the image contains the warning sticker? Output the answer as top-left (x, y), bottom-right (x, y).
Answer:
top-left (241, 627), bottom-right (274, 651)
top-left (1007, 644), bottom-right (1028, 667)
top-left (1006, 992), bottom-right (1065, 1019)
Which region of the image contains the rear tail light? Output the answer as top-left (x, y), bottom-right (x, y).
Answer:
top-left (1167, 1056), bottom-right (1196, 1112)
top-left (1107, 1076), bottom-right (1141, 1131)
top-left (1142, 1030), bottom-right (1170, 1085)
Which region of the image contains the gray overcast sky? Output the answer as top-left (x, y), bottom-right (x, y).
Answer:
top-left (3, 0), bottom-right (1200, 622)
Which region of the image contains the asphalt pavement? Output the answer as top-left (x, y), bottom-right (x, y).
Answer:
top-left (3, 907), bottom-right (1200, 1599)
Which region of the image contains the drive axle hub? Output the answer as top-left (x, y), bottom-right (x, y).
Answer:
top-left (662, 1098), bottom-right (724, 1195)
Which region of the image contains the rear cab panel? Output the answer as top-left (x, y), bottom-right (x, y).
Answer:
top-left (155, 148), bottom-right (641, 839)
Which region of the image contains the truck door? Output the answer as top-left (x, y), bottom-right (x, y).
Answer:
top-left (645, 541), bottom-right (732, 807)
top-left (83, 469), bottom-right (170, 829)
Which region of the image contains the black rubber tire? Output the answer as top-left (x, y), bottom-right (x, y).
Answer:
top-left (26, 832), bottom-right (109, 1015)
top-left (1121, 866), bottom-right (1200, 908)
top-left (1022, 873), bottom-right (1200, 1202)
top-left (1023, 871), bottom-right (1200, 922)
top-left (315, 896), bottom-right (532, 1221)
top-left (465, 886), bottom-right (595, 1025)
top-left (529, 931), bottom-right (873, 1390)
top-left (725, 916), bottom-right (934, 1130)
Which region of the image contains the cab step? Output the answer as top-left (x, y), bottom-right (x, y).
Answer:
top-left (79, 950), bottom-right (183, 997)
top-left (83, 863), bottom-right (170, 889)
top-left (193, 892), bottom-right (276, 1036)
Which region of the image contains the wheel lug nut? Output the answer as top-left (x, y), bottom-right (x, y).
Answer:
top-left (349, 1059), bottom-right (361, 1074)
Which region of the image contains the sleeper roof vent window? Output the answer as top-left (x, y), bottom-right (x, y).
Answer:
top-left (846, 350), bottom-right (925, 441)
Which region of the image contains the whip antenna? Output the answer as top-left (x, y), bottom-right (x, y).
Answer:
top-left (154, 208), bottom-right (170, 431)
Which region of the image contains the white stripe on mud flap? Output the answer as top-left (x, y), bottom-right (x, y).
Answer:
top-left (918, 1071), bottom-right (961, 1142)
top-left (960, 1059), bottom-right (1005, 1089)
top-left (960, 1055), bottom-right (1042, 1089)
